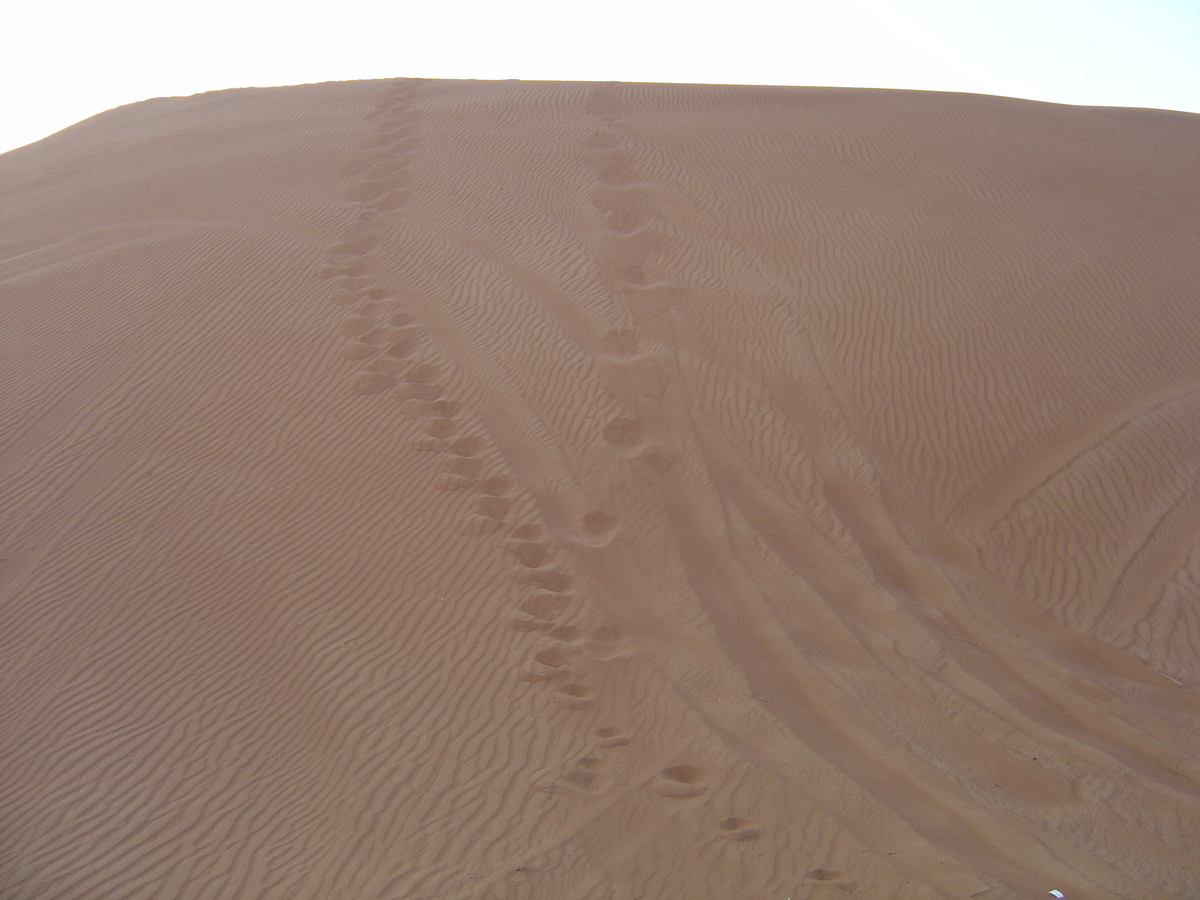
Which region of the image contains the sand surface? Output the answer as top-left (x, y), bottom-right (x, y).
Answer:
top-left (2, 78), bottom-right (1199, 899)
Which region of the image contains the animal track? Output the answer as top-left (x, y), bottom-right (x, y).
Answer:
top-left (580, 510), bottom-right (618, 544)
top-left (365, 357), bottom-right (406, 376)
top-left (650, 764), bottom-right (708, 799)
top-left (602, 417), bottom-right (641, 448)
top-left (349, 372), bottom-right (396, 395)
top-left (807, 869), bottom-right (845, 882)
top-left (339, 316), bottom-right (375, 338)
top-left (585, 130), bottom-right (621, 151)
top-left (599, 356), bottom-right (669, 399)
top-left (504, 614), bottom-right (552, 633)
top-left (449, 435), bottom-right (483, 456)
top-left (637, 443), bottom-right (679, 475)
top-left (718, 817), bottom-right (762, 841)
top-left (562, 756), bottom-right (610, 793)
top-left (596, 726), bottom-right (631, 749)
top-left (505, 539), bottom-right (548, 568)
top-left (321, 81), bottom-right (433, 398)
top-left (533, 646), bottom-right (570, 668)
top-left (423, 418), bottom-right (458, 439)
top-left (517, 661), bottom-right (570, 683)
top-left (600, 327), bottom-right (640, 357)
top-left (475, 495), bottom-right (513, 522)
top-left (552, 683), bottom-right (596, 710)
top-left (478, 474), bottom-right (512, 496)
top-left (547, 625), bottom-right (583, 643)
top-left (396, 383), bottom-right (445, 404)
top-left (386, 330), bottom-right (422, 359)
top-left (519, 593), bottom-right (571, 621)
top-left (513, 568), bottom-right (572, 592)
top-left (342, 342), bottom-right (381, 361)
top-left (439, 457), bottom-right (482, 479)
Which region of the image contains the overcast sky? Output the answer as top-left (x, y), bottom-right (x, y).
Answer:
top-left (3, 0), bottom-right (1198, 154)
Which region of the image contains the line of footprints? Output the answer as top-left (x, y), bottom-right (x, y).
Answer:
top-left (501, 524), bottom-right (764, 838)
top-left (576, 88), bottom-right (871, 887)
top-left (316, 80), bottom-right (766, 847)
top-left (577, 84), bottom-right (772, 844)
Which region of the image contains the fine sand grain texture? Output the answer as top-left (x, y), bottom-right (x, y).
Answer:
top-left (2, 79), bottom-right (1199, 899)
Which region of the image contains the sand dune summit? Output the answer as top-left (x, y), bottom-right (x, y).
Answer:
top-left (1, 78), bottom-right (1199, 899)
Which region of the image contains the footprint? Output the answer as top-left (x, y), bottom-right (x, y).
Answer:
top-left (371, 191), bottom-right (410, 212)
top-left (398, 393), bottom-right (451, 418)
top-left (606, 205), bottom-right (645, 234)
top-left (595, 726), bottom-right (631, 749)
top-left (330, 234), bottom-right (378, 256)
top-left (475, 495), bottom-right (513, 522)
top-left (350, 372), bottom-right (396, 395)
top-left (580, 510), bottom-right (618, 544)
top-left (331, 287), bottom-right (366, 308)
top-left (595, 153), bottom-right (637, 188)
top-left (405, 362), bottom-right (440, 384)
top-left (552, 684), bottom-right (596, 710)
top-left (585, 130), bottom-right (621, 151)
top-left (449, 435), bottom-right (484, 456)
top-left (358, 326), bottom-right (390, 346)
top-left (339, 316), bottom-right (376, 338)
top-left (807, 869), bottom-right (844, 882)
top-left (357, 132), bottom-right (397, 150)
top-left (718, 817), bottom-right (763, 842)
top-left (638, 443), bottom-right (679, 475)
top-left (650, 765), bottom-right (708, 799)
top-left (533, 646), bottom-right (571, 668)
top-left (547, 625), bottom-right (583, 643)
top-left (599, 356), bottom-right (669, 399)
top-left (342, 342), bottom-right (382, 361)
top-left (423, 417), bottom-right (458, 439)
top-left (396, 381), bottom-right (448, 403)
top-left (343, 179), bottom-right (395, 203)
top-left (600, 328), bottom-right (639, 357)
top-left (386, 331), bottom-right (422, 359)
top-left (603, 417), bottom-right (642, 448)
top-left (504, 614), bottom-right (553, 633)
top-left (517, 663), bottom-right (569, 683)
top-left (512, 523), bottom-right (543, 540)
top-left (562, 757), bottom-right (610, 793)
top-left (439, 457), bottom-right (483, 479)
top-left (505, 540), bottom-right (548, 568)
top-left (339, 153), bottom-right (388, 178)
top-left (519, 592), bottom-right (571, 621)
top-left (389, 311), bottom-right (416, 327)
top-left (433, 474), bottom-right (476, 492)
top-left (478, 474), bottom-right (512, 496)
top-left (513, 569), bottom-right (572, 592)
top-left (334, 271), bottom-right (370, 290)
top-left (353, 301), bottom-right (385, 318)
top-left (585, 86), bottom-right (621, 120)
top-left (365, 357), bottom-right (407, 376)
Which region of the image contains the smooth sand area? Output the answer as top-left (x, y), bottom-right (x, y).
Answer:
top-left (1, 79), bottom-right (1198, 899)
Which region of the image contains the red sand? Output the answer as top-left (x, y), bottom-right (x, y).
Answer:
top-left (1, 79), bottom-right (1198, 899)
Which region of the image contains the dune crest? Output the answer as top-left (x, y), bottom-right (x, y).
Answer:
top-left (2, 78), bottom-right (1198, 899)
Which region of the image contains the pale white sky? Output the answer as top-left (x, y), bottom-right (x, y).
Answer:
top-left (3, 0), bottom-right (1198, 154)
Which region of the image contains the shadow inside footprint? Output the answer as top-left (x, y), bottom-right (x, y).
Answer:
top-left (718, 817), bottom-right (762, 841)
top-left (650, 764), bottom-right (708, 799)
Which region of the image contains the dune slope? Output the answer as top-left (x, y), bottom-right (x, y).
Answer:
top-left (2, 78), bottom-right (1199, 899)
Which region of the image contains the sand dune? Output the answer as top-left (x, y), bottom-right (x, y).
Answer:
top-left (2, 78), bottom-right (1198, 899)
